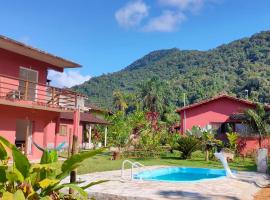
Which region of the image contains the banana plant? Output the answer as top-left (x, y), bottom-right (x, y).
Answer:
top-left (0, 136), bottom-right (107, 200)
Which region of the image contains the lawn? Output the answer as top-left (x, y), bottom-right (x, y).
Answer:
top-left (77, 150), bottom-right (257, 175)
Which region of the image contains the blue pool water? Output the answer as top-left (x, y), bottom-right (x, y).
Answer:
top-left (134, 167), bottom-right (228, 182)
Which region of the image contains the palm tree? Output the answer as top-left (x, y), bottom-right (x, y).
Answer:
top-left (139, 77), bottom-right (168, 114)
top-left (244, 103), bottom-right (270, 148)
top-left (113, 90), bottom-right (128, 112)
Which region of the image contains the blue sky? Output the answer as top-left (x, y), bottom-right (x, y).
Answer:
top-left (1, 0), bottom-right (270, 87)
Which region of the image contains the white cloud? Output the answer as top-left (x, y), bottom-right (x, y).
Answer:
top-left (115, 0), bottom-right (149, 28)
top-left (48, 70), bottom-right (91, 88)
top-left (158, 0), bottom-right (204, 13)
top-left (143, 11), bottom-right (186, 32)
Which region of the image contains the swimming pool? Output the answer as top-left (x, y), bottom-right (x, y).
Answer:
top-left (134, 167), bottom-right (229, 182)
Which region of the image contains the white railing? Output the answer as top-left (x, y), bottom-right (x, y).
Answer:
top-left (121, 160), bottom-right (144, 180)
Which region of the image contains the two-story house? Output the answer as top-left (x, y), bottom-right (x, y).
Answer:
top-left (0, 35), bottom-right (86, 159)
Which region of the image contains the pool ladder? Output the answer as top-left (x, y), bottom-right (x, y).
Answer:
top-left (121, 160), bottom-right (144, 180)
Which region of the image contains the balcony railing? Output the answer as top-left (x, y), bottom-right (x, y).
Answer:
top-left (0, 74), bottom-right (83, 110)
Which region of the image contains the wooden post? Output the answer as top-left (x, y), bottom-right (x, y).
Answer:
top-left (24, 80), bottom-right (29, 100)
top-left (88, 125), bottom-right (92, 147)
top-left (25, 120), bottom-right (29, 155)
top-left (52, 88), bottom-right (55, 105)
top-left (69, 108), bottom-right (80, 194)
top-left (104, 126), bottom-right (108, 147)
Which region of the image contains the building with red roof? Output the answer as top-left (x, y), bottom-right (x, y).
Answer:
top-left (176, 94), bottom-right (270, 155)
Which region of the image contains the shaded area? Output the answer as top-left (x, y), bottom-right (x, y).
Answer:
top-left (158, 190), bottom-right (239, 200)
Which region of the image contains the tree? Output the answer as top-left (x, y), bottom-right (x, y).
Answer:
top-left (244, 103), bottom-right (270, 148)
top-left (107, 111), bottom-right (132, 153)
top-left (113, 90), bottom-right (128, 112)
top-left (139, 77), bottom-right (165, 113)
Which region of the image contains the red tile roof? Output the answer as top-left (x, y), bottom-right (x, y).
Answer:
top-left (176, 94), bottom-right (270, 113)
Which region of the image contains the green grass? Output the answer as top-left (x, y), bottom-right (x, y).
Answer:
top-left (77, 151), bottom-right (257, 175)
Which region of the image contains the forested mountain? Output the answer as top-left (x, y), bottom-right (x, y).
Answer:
top-left (73, 31), bottom-right (270, 109)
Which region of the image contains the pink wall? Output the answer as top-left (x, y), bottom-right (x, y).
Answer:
top-left (0, 48), bottom-right (62, 84)
top-left (238, 137), bottom-right (270, 156)
top-left (180, 97), bottom-right (255, 133)
top-left (0, 48), bottom-right (63, 104)
top-left (53, 119), bottom-right (83, 148)
top-left (0, 104), bottom-right (59, 159)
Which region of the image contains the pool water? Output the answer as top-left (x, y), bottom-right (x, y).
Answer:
top-left (134, 167), bottom-right (228, 182)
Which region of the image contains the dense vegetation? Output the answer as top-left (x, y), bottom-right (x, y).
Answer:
top-left (73, 30), bottom-right (270, 110)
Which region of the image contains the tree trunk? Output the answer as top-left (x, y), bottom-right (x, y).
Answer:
top-left (259, 136), bottom-right (262, 148)
top-left (205, 150), bottom-right (209, 162)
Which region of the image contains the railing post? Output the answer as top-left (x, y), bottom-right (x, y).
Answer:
top-left (75, 94), bottom-right (78, 108)
top-left (24, 80), bottom-right (29, 100)
top-left (52, 88), bottom-right (55, 105)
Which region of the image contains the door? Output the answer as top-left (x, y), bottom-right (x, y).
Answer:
top-left (19, 67), bottom-right (38, 101)
top-left (15, 119), bottom-right (33, 155)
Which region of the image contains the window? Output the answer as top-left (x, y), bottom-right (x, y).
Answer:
top-left (19, 67), bottom-right (38, 101)
top-left (59, 124), bottom-right (68, 136)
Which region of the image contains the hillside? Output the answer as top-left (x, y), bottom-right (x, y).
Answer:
top-left (73, 31), bottom-right (270, 109)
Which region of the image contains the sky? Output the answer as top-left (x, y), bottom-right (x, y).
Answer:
top-left (0, 0), bottom-right (270, 87)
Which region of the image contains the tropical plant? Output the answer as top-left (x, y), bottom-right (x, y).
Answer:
top-left (113, 90), bottom-right (128, 112)
top-left (201, 131), bottom-right (222, 161)
top-left (107, 111), bottom-right (132, 152)
top-left (186, 126), bottom-right (203, 138)
top-left (135, 123), bottom-right (163, 157)
top-left (176, 136), bottom-right (200, 159)
top-left (244, 103), bottom-right (270, 148)
top-left (0, 136), bottom-right (106, 200)
top-left (138, 77), bottom-right (173, 115)
top-left (226, 132), bottom-right (239, 152)
top-left (167, 132), bottom-right (180, 153)
top-left (186, 126), bottom-right (222, 161)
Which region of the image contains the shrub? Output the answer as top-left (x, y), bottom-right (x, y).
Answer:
top-left (168, 133), bottom-right (180, 153)
top-left (136, 123), bottom-right (163, 157)
top-left (176, 136), bottom-right (200, 159)
top-left (0, 136), bottom-right (106, 199)
top-left (226, 132), bottom-right (239, 152)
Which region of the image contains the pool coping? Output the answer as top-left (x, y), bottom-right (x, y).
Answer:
top-left (64, 165), bottom-right (270, 200)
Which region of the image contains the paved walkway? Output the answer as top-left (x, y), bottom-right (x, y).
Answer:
top-left (73, 166), bottom-right (269, 200)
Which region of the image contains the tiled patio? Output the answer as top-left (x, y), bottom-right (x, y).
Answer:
top-left (73, 166), bottom-right (269, 200)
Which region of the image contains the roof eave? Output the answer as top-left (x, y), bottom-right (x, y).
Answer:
top-left (0, 35), bottom-right (81, 69)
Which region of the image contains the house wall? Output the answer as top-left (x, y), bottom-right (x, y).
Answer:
top-left (0, 104), bottom-right (59, 159)
top-left (238, 137), bottom-right (270, 156)
top-left (47, 119), bottom-right (83, 150)
top-left (0, 48), bottom-right (62, 82)
top-left (180, 97), bottom-right (255, 133)
top-left (0, 48), bottom-right (63, 104)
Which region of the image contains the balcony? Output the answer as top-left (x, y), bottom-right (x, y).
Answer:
top-left (0, 74), bottom-right (84, 112)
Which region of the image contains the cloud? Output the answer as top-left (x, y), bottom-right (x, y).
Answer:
top-left (48, 70), bottom-right (91, 88)
top-left (143, 11), bottom-right (186, 32)
top-left (115, 0), bottom-right (149, 28)
top-left (158, 0), bottom-right (205, 13)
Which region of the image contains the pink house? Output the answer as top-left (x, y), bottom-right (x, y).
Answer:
top-left (176, 94), bottom-right (270, 155)
top-left (0, 35), bottom-right (109, 160)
